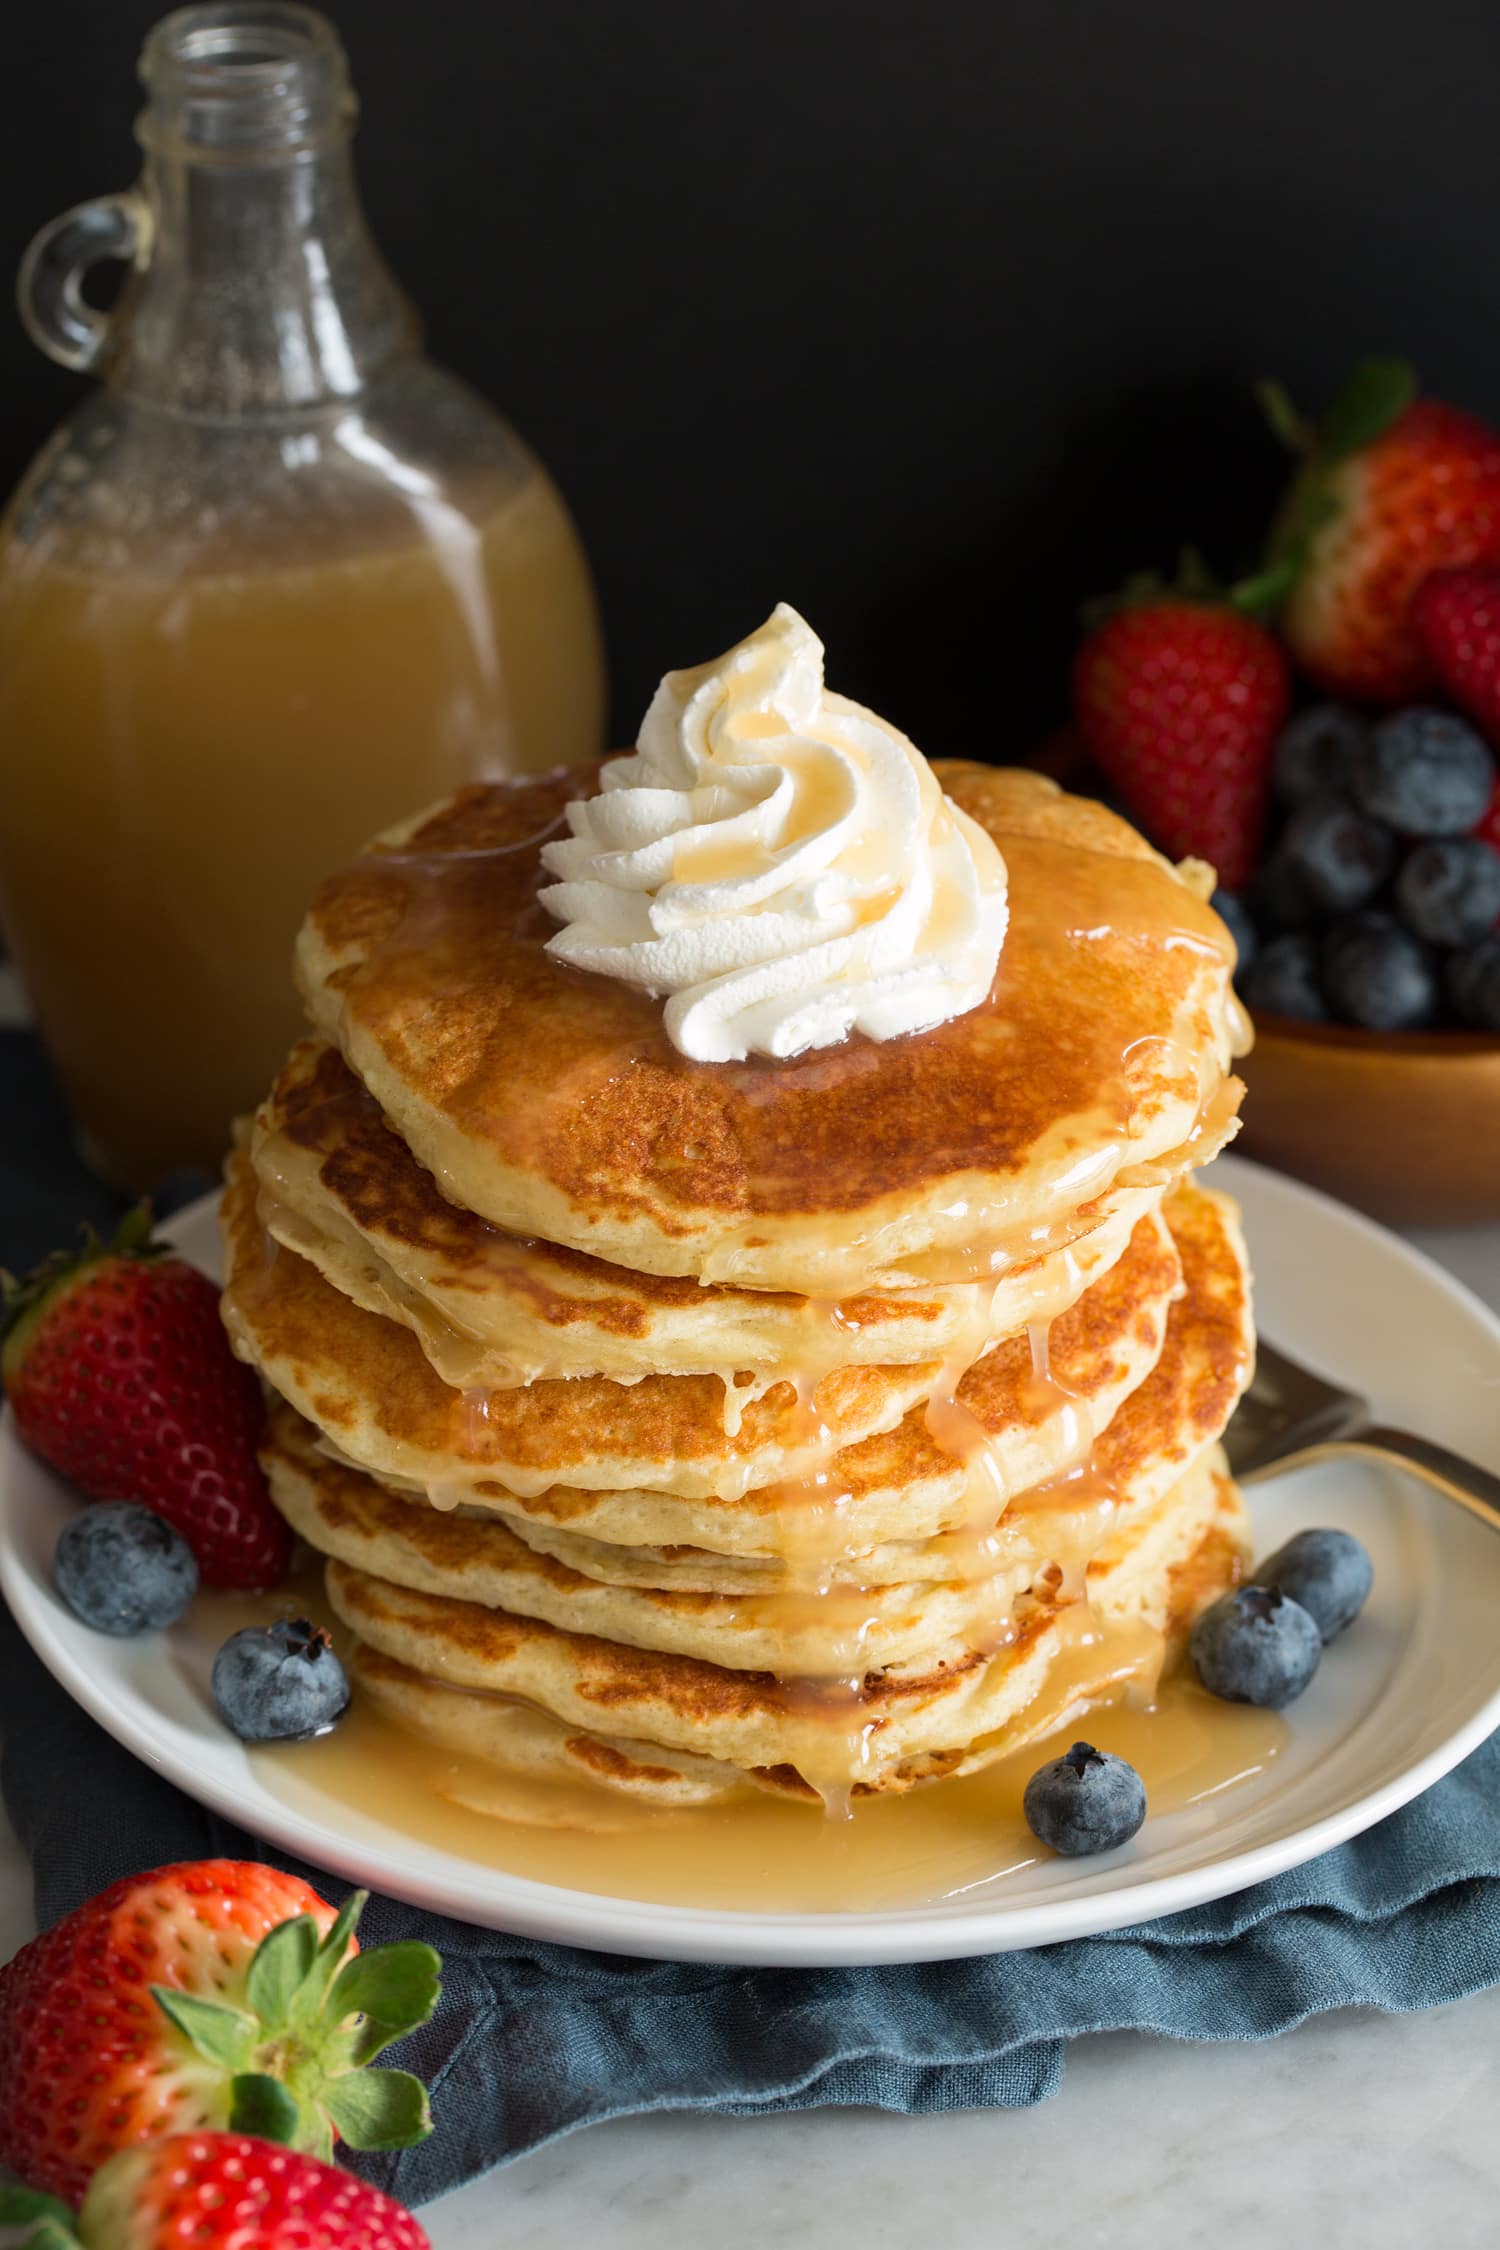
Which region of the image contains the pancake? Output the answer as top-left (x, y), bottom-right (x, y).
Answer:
top-left (294, 764), bottom-right (1246, 1295)
top-left (348, 1652), bottom-right (752, 1812)
top-left (223, 1146), bottom-right (1186, 1514)
top-left (324, 1451), bottom-right (1250, 1802)
top-left (266, 1405), bottom-right (1040, 1677)
top-left (261, 1180), bottom-right (1250, 1625)
top-left (252, 1039), bottom-right (1154, 1394)
top-left (262, 1185), bottom-right (1249, 1677)
top-left (286, 1182), bottom-right (1239, 1562)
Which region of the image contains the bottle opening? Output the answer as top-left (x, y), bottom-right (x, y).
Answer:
top-left (139, 2), bottom-right (353, 153)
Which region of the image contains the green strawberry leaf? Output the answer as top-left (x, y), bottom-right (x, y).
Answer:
top-left (150, 1985), bottom-right (257, 2072)
top-left (246, 1912), bottom-right (321, 2029)
top-left (1257, 377), bottom-right (1314, 454)
top-left (330, 1940), bottom-right (442, 2054)
top-left (318, 1889), bottom-right (367, 1967)
top-left (1317, 358), bottom-right (1416, 463)
top-left (1, 2221), bottom-right (80, 2250)
top-left (0, 2188), bottom-right (77, 2227)
top-left (1228, 556), bottom-right (1303, 621)
top-left (288, 1889), bottom-right (366, 2026)
top-left (228, 2069), bottom-right (304, 2146)
top-left (323, 2066), bottom-right (434, 2149)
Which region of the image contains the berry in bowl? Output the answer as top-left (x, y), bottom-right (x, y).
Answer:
top-left (1069, 360), bottom-right (1500, 1226)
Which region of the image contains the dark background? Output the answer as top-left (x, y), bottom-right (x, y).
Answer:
top-left (5, 0), bottom-right (1500, 752)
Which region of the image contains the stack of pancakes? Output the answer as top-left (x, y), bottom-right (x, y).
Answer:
top-left (222, 762), bottom-right (1256, 1814)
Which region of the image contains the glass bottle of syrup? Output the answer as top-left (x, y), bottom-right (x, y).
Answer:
top-left (0, 2), bottom-right (606, 1187)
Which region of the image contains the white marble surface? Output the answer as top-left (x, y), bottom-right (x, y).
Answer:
top-left (3, 1209), bottom-right (1499, 2247)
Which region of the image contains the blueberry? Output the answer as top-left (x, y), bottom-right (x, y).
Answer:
top-left (1278, 793), bottom-right (1395, 914)
top-left (1239, 932), bottom-right (1327, 1021)
top-left (1211, 888), bottom-right (1258, 972)
top-left (53, 1503), bottom-right (198, 1636)
top-left (1246, 851), bottom-right (1317, 936)
top-left (1273, 704), bottom-right (1371, 806)
top-left (1447, 932), bottom-right (1500, 1029)
top-left (1322, 911), bottom-right (1437, 1030)
top-left (1257, 1528), bottom-right (1373, 1644)
top-left (1395, 838), bottom-right (1500, 947)
top-left (1022, 1740), bottom-right (1147, 1857)
top-left (1190, 1585), bottom-right (1322, 1708)
top-left (1353, 709), bottom-right (1496, 836)
top-left (212, 1617), bottom-right (350, 1742)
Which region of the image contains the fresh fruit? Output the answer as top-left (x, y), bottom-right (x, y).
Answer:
top-left (1272, 703), bottom-right (1371, 806)
top-left (1278, 794), bottom-right (1394, 914)
top-left (1447, 932), bottom-right (1500, 1028)
top-left (1267, 360), bottom-right (1500, 703)
top-left (1, 1208), bottom-right (290, 1591)
top-left (1210, 888), bottom-right (1257, 970)
top-left (1352, 708), bottom-right (1495, 836)
top-left (213, 1619), bottom-right (351, 1742)
top-left (1476, 778), bottom-right (1500, 857)
top-left (1322, 912), bottom-right (1437, 1030)
top-left (1021, 1740), bottom-right (1147, 1857)
top-left (0, 2131), bottom-right (430, 2250)
top-left (1394, 838), bottom-right (1500, 946)
top-left (1072, 589), bottom-right (1290, 889)
top-left (1413, 566), bottom-right (1500, 747)
top-left (1190, 1586), bottom-right (1322, 1708)
top-left (1239, 933), bottom-right (1326, 1021)
top-left (0, 1860), bottom-right (438, 2204)
top-left (53, 1502), bottom-right (197, 1635)
top-left (1257, 1529), bottom-right (1373, 1645)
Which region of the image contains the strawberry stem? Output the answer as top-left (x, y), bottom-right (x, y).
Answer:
top-left (148, 1891), bottom-right (441, 2160)
top-left (108, 1201), bottom-right (162, 1260)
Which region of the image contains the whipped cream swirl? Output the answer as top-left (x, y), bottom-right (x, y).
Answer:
top-left (539, 605), bottom-right (1009, 1063)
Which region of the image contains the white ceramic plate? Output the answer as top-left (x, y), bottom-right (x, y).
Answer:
top-left (3, 1155), bottom-right (1499, 1966)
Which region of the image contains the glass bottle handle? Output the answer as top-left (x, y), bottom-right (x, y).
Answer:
top-left (17, 193), bottom-right (147, 373)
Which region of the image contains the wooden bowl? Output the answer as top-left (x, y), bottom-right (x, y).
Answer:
top-left (1237, 1014), bottom-right (1500, 1226)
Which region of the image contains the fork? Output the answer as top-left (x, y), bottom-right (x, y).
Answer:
top-left (1224, 1336), bottom-right (1500, 1536)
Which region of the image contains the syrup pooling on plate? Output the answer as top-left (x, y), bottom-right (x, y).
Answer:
top-left (245, 1623), bottom-right (1287, 1913)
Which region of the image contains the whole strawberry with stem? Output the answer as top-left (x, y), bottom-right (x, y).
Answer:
top-left (0, 1858), bottom-right (439, 2205)
top-left (1266, 359), bottom-right (1500, 704)
top-left (1071, 555), bottom-right (1291, 889)
top-left (1, 1204), bottom-right (290, 1589)
top-left (0, 2131), bottom-right (430, 2250)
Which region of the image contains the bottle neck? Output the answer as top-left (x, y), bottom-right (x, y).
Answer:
top-left (106, 3), bottom-right (415, 415)
top-left (112, 133), bottom-right (416, 414)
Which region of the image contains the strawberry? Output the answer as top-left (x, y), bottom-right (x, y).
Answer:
top-left (1266, 360), bottom-right (1500, 704)
top-left (0, 2131), bottom-right (430, 2249)
top-left (1413, 566), bottom-right (1500, 750)
top-left (1071, 580), bottom-right (1290, 889)
top-left (1478, 779), bottom-right (1500, 860)
top-left (1, 1205), bottom-right (289, 1588)
top-left (0, 1859), bottom-right (439, 2206)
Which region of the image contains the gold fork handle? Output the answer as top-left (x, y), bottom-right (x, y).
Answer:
top-left (1248, 1428), bottom-right (1500, 1538)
